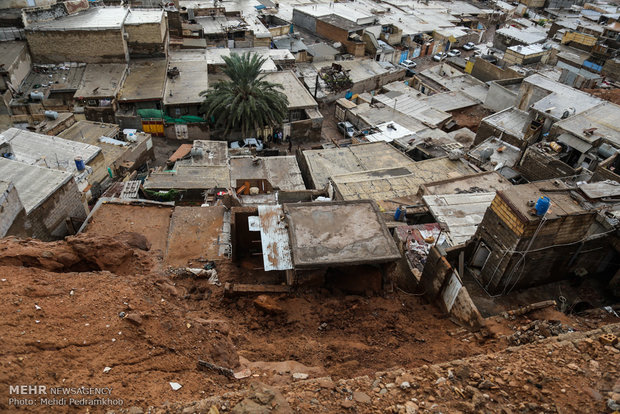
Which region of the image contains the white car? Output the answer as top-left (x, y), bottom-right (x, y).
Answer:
top-left (462, 42), bottom-right (476, 51)
top-left (432, 52), bottom-right (447, 61)
top-left (399, 59), bottom-right (417, 69)
top-left (230, 138), bottom-right (263, 151)
top-left (447, 49), bottom-right (461, 57)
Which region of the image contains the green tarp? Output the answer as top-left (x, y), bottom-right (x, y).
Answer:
top-left (137, 109), bottom-right (206, 124)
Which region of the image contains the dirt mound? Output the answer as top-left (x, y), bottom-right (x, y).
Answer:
top-left (0, 232), bottom-right (153, 275)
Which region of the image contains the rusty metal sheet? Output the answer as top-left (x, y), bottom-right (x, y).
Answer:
top-left (257, 205), bottom-right (293, 272)
top-left (579, 181), bottom-right (620, 199)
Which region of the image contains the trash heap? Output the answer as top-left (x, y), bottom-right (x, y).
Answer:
top-left (507, 320), bottom-right (575, 345)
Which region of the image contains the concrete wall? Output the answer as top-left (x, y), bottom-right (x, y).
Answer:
top-left (484, 80), bottom-right (520, 112)
top-left (474, 119), bottom-right (525, 149)
top-left (0, 182), bottom-right (27, 238)
top-left (290, 117), bottom-right (322, 142)
top-left (26, 29), bottom-right (127, 63)
top-left (25, 178), bottom-right (88, 240)
top-left (2, 43), bottom-right (31, 92)
top-left (420, 246), bottom-right (485, 330)
top-left (517, 146), bottom-right (578, 181)
top-left (516, 81), bottom-right (551, 111)
top-left (470, 57), bottom-right (523, 83)
top-left (292, 9), bottom-right (316, 33)
top-left (125, 19), bottom-right (166, 44)
top-left (591, 154), bottom-right (620, 183)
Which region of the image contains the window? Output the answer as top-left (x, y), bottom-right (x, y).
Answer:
top-left (471, 242), bottom-right (491, 270)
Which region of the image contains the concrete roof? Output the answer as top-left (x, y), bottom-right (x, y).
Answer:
top-left (422, 90), bottom-right (479, 112)
top-left (419, 171), bottom-right (512, 196)
top-left (0, 41), bottom-right (26, 74)
top-left (313, 59), bottom-right (395, 84)
top-left (330, 157), bottom-right (475, 202)
top-left (283, 200), bottom-right (401, 268)
top-left (124, 9), bottom-right (164, 25)
top-left (164, 60), bottom-right (209, 106)
top-left (468, 137), bottom-right (522, 170)
top-left (554, 102), bottom-right (620, 147)
top-left (302, 141), bottom-right (416, 189)
top-left (57, 120), bottom-right (119, 143)
top-left (74, 63), bottom-right (127, 99)
top-left (27, 7), bottom-right (128, 31)
top-left (272, 36), bottom-right (307, 53)
top-left (0, 157), bottom-right (73, 213)
top-left (307, 42), bottom-right (338, 57)
top-left (496, 26), bottom-right (547, 44)
top-left (174, 140), bottom-right (228, 167)
top-left (0, 128), bottom-right (101, 173)
top-left (373, 93), bottom-right (451, 127)
top-left (229, 156), bottom-right (305, 191)
top-left (423, 192), bottom-right (497, 246)
top-left (481, 107), bottom-right (529, 140)
top-left (263, 70), bottom-right (317, 110)
top-left (527, 74), bottom-right (603, 121)
top-left (17, 63), bottom-right (86, 98)
top-left (497, 182), bottom-right (587, 222)
top-left (143, 165), bottom-right (230, 190)
top-left (294, 3), bottom-right (375, 24)
top-left (118, 59), bottom-right (167, 102)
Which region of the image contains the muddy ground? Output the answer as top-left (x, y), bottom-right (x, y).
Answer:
top-left (0, 235), bottom-right (615, 412)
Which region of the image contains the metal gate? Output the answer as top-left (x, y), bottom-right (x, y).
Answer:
top-left (141, 119), bottom-right (164, 136)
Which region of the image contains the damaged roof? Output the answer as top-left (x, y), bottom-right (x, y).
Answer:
top-left (283, 200), bottom-right (401, 268)
top-left (230, 156), bottom-right (305, 191)
top-left (74, 63), bottom-right (127, 99)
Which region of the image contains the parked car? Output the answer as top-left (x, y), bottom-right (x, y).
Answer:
top-left (462, 42), bottom-right (476, 51)
top-left (337, 121), bottom-right (356, 138)
top-left (399, 59), bottom-right (417, 69)
top-left (447, 49), bottom-right (461, 57)
top-left (230, 138), bottom-right (263, 151)
top-left (432, 52), bottom-right (447, 62)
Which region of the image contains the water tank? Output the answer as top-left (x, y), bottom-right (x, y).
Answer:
top-left (190, 147), bottom-right (204, 158)
top-left (535, 196), bottom-right (550, 216)
top-left (30, 91), bottom-right (44, 101)
top-left (345, 91), bottom-right (353, 100)
top-left (74, 156), bottom-right (86, 172)
top-left (126, 132), bottom-right (137, 143)
top-left (598, 143), bottom-right (617, 160)
top-left (394, 206), bottom-right (406, 221)
top-left (479, 148), bottom-right (494, 162)
top-left (44, 110), bottom-right (58, 120)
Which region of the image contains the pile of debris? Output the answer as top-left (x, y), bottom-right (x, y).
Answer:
top-left (507, 319), bottom-right (575, 345)
top-left (319, 63), bottom-right (353, 92)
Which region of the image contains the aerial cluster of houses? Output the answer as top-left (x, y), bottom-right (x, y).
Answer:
top-left (0, 0), bottom-right (619, 328)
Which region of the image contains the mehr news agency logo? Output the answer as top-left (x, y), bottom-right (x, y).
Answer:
top-left (8, 385), bottom-right (124, 407)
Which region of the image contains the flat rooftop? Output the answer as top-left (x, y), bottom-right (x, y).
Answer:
top-left (420, 171), bottom-right (512, 196)
top-left (330, 158), bottom-right (475, 203)
top-left (74, 63), bottom-right (127, 99)
top-left (118, 60), bottom-right (167, 102)
top-left (27, 7), bottom-right (129, 31)
top-left (175, 140), bottom-right (228, 167)
top-left (164, 60), bottom-right (209, 106)
top-left (301, 141), bottom-right (416, 189)
top-left (481, 107), bottom-right (529, 140)
top-left (16, 63), bottom-right (86, 99)
top-left (263, 70), bottom-right (317, 110)
top-left (143, 165), bottom-right (230, 190)
top-left (554, 102), bottom-right (620, 147)
top-left (229, 156), bottom-right (305, 191)
top-left (0, 128), bottom-right (100, 173)
top-left (283, 200), bottom-right (401, 268)
top-left (124, 9), bottom-right (164, 25)
top-left (0, 157), bottom-right (73, 213)
top-left (498, 182), bottom-right (588, 223)
top-left (496, 26), bottom-right (547, 44)
top-left (468, 137), bottom-right (522, 170)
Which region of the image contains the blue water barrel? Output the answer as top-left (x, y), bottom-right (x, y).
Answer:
top-left (535, 196), bottom-right (550, 216)
top-left (74, 157), bottom-right (85, 171)
top-left (394, 206), bottom-right (402, 221)
top-left (345, 91), bottom-right (353, 100)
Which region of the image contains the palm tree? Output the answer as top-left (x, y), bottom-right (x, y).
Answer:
top-left (200, 52), bottom-right (289, 137)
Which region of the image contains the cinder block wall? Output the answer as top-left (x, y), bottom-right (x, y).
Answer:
top-left (517, 147), bottom-right (577, 182)
top-left (27, 178), bottom-right (88, 240)
top-left (26, 29), bottom-right (127, 63)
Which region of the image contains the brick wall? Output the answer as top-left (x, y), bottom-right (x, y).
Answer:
top-left (591, 154), bottom-right (620, 183)
top-left (26, 178), bottom-right (88, 240)
top-left (26, 29), bottom-right (127, 63)
top-left (517, 147), bottom-right (578, 182)
top-left (315, 20), bottom-right (349, 44)
top-left (125, 21), bottom-right (165, 44)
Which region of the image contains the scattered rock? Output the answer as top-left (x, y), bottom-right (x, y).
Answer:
top-left (400, 381), bottom-right (411, 390)
top-left (124, 313), bottom-right (143, 325)
top-left (292, 373), bottom-right (309, 380)
top-left (341, 399), bottom-right (355, 409)
top-left (253, 295), bottom-right (284, 315)
top-left (353, 391), bottom-right (371, 403)
top-left (477, 379), bottom-right (496, 390)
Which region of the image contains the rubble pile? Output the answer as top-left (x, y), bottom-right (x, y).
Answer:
top-left (507, 320), bottom-right (575, 345)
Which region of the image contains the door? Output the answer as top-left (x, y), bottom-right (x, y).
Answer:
top-left (471, 242), bottom-right (491, 269)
